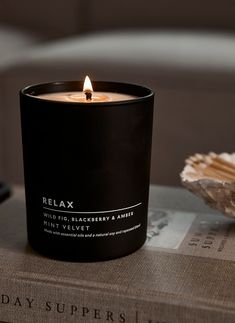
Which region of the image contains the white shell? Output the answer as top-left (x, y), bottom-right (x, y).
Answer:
top-left (180, 153), bottom-right (235, 218)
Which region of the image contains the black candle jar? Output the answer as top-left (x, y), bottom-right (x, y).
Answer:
top-left (20, 81), bottom-right (154, 261)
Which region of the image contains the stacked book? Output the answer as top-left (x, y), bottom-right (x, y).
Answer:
top-left (0, 185), bottom-right (234, 323)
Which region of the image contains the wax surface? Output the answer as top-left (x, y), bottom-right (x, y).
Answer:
top-left (37, 92), bottom-right (137, 103)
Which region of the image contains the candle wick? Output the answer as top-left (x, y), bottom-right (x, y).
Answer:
top-left (85, 91), bottom-right (92, 101)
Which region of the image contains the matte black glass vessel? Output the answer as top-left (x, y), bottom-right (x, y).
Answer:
top-left (20, 81), bottom-right (154, 261)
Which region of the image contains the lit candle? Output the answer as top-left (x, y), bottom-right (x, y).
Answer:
top-left (37, 76), bottom-right (137, 103)
top-left (20, 78), bottom-right (154, 262)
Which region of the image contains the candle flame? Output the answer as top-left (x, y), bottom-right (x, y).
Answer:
top-left (83, 75), bottom-right (93, 93)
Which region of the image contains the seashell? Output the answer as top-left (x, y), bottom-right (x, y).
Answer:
top-left (180, 152), bottom-right (235, 219)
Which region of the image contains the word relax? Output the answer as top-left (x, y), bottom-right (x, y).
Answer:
top-left (43, 197), bottom-right (74, 209)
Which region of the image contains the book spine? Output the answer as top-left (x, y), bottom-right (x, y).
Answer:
top-left (0, 276), bottom-right (233, 323)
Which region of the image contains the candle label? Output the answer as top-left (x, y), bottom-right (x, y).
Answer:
top-left (42, 196), bottom-right (143, 238)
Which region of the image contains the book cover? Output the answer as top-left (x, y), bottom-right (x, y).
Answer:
top-left (0, 186), bottom-right (235, 323)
